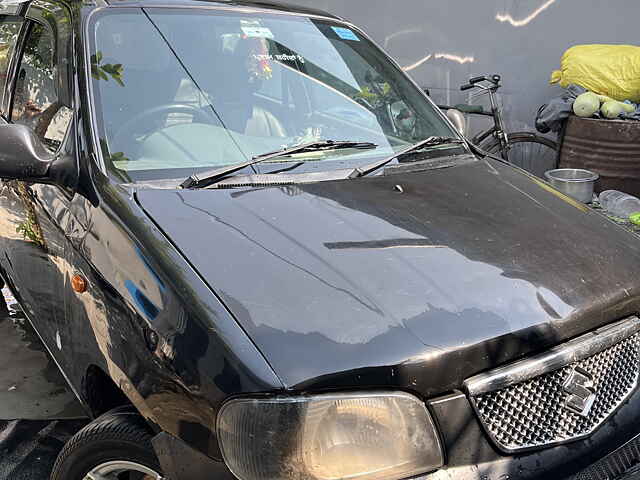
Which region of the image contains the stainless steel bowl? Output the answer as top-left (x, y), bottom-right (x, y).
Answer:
top-left (544, 168), bottom-right (599, 203)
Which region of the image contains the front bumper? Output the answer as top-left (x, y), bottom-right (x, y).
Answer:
top-left (152, 388), bottom-right (640, 480)
top-left (426, 387), bottom-right (640, 479)
top-left (152, 316), bottom-right (640, 480)
top-left (152, 432), bottom-right (234, 480)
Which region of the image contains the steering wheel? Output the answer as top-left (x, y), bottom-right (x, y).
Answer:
top-left (112, 103), bottom-right (215, 148)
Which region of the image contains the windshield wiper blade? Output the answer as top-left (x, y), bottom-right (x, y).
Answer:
top-left (180, 140), bottom-right (377, 189)
top-left (253, 140), bottom-right (377, 161)
top-left (348, 136), bottom-right (465, 179)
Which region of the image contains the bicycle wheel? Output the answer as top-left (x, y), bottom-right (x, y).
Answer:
top-left (481, 132), bottom-right (558, 177)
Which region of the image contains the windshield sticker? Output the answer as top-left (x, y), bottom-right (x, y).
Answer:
top-left (248, 38), bottom-right (274, 80)
top-left (251, 53), bottom-right (305, 64)
top-left (241, 25), bottom-right (274, 39)
top-left (332, 26), bottom-right (359, 41)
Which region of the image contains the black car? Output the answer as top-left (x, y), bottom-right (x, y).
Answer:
top-left (1, 0), bottom-right (640, 478)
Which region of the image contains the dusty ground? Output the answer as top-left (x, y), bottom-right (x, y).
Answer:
top-left (0, 288), bottom-right (87, 480)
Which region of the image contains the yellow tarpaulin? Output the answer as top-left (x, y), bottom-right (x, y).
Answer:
top-left (551, 44), bottom-right (640, 102)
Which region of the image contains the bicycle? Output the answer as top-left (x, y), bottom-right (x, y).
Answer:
top-left (437, 74), bottom-right (558, 173)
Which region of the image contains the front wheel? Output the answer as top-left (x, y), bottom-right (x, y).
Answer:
top-left (50, 409), bottom-right (163, 480)
top-left (481, 131), bottom-right (558, 177)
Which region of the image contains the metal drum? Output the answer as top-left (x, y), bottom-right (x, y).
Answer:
top-left (559, 116), bottom-right (640, 196)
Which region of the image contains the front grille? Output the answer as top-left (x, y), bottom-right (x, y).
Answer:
top-left (465, 317), bottom-right (640, 453)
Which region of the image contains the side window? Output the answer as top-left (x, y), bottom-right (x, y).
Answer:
top-left (0, 16), bottom-right (23, 116)
top-left (12, 21), bottom-right (71, 152)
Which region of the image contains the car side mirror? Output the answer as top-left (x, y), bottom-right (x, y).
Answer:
top-left (0, 124), bottom-right (75, 189)
top-left (0, 124), bottom-right (54, 180)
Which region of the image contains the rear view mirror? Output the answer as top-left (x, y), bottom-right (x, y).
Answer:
top-left (446, 108), bottom-right (467, 136)
top-left (0, 124), bottom-right (54, 181)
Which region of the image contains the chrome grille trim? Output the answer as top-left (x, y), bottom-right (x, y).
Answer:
top-left (464, 316), bottom-right (640, 453)
top-left (466, 316), bottom-right (640, 396)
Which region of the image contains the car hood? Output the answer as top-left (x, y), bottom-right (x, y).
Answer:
top-left (136, 159), bottom-right (640, 396)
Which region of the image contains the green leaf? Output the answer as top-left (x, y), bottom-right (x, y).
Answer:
top-left (111, 152), bottom-right (129, 162)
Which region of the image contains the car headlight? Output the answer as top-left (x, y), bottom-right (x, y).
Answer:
top-left (217, 391), bottom-right (443, 480)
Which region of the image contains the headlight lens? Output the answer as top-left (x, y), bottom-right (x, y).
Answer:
top-left (217, 391), bottom-right (443, 480)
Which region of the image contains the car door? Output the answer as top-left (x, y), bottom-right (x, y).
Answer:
top-left (0, 0), bottom-right (76, 356)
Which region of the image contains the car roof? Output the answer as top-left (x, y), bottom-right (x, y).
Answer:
top-left (95, 0), bottom-right (342, 20)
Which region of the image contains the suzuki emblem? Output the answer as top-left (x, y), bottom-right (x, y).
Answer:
top-left (562, 368), bottom-right (596, 417)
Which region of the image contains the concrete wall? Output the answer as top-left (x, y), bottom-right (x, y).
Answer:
top-left (288, 0), bottom-right (640, 136)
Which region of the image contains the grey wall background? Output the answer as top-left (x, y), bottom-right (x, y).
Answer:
top-left (286, 0), bottom-right (640, 136)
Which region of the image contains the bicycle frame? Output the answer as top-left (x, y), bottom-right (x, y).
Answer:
top-left (436, 75), bottom-right (558, 170)
top-left (440, 84), bottom-right (511, 160)
top-left (470, 87), bottom-right (510, 159)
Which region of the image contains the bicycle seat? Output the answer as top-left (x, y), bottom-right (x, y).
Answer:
top-left (454, 104), bottom-right (484, 114)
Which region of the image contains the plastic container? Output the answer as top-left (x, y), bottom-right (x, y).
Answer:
top-left (599, 190), bottom-right (640, 222)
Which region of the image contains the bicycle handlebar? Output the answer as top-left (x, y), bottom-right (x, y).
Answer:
top-left (463, 74), bottom-right (502, 90)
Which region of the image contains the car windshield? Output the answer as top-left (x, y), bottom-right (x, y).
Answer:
top-left (88, 8), bottom-right (458, 183)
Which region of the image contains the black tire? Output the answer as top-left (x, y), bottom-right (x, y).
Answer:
top-left (50, 408), bottom-right (163, 480)
top-left (481, 131), bottom-right (559, 177)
